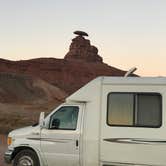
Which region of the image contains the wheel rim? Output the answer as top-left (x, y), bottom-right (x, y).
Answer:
top-left (18, 155), bottom-right (34, 166)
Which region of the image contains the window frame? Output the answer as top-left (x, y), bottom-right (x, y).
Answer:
top-left (107, 92), bottom-right (162, 128)
top-left (49, 106), bottom-right (79, 130)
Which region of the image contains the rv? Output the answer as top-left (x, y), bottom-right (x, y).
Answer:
top-left (4, 76), bottom-right (166, 166)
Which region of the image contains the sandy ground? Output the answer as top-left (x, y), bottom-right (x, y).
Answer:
top-left (0, 135), bottom-right (11, 166)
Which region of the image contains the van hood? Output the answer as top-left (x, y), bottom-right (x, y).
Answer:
top-left (9, 125), bottom-right (40, 138)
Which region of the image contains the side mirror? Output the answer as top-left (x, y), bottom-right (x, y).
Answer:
top-left (39, 112), bottom-right (45, 128)
top-left (52, 119), bottom-right (60, 129)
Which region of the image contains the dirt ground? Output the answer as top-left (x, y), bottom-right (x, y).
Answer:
top-left (0, 102), bottom-right (59, 134)
top-left (0, 135), bottom-right (11, 166)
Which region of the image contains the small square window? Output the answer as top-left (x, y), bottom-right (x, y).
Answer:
top-left (136, 94), bottom-right (161, 127)
top-left (108, 93), bottom-right (134, 126)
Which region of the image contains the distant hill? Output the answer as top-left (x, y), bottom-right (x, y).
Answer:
top-left (0, 72), bottom-right (67, 134)
top-left (0, 58), bottom-right (127, 94)
top-left (0, 72), bottom-right (67, 104)
top-left (0, 58), bottom-right (127, 133)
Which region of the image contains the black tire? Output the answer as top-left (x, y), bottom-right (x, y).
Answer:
top-left (13, 149), bottom-right (40, 166)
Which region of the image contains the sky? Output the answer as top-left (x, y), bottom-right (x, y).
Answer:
top-left (0, 0), bottom-right (166, 76)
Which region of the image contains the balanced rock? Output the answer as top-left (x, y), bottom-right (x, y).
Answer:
top-left (74, 31), bottom-right (89, 37)
top-left (64, 31), bottom-right (103, 63)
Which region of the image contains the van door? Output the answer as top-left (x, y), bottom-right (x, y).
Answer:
top-left (40, 105), bottom-right (83, 166)
top-left (100, 90), bottom-right (166, 166)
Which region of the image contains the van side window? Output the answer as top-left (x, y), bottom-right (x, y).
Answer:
top-left (107, 93), bottom-right (162, 128)
top-left (49, 106), bottom-right (79, 130)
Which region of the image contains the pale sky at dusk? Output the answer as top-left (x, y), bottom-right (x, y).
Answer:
top-left (0, 0), bottom-right (166, 76)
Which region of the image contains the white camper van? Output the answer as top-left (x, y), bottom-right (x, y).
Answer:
top-left (4, 76), bottom-right (166, 166)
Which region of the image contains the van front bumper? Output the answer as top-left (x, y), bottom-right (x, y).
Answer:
top-left (4, 149), bottom-right (14, 164)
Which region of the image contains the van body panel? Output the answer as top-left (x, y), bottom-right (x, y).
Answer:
top-left (100, 84), bottom-right (166, 166)
top-left (74, 77), bottom-right (103, 166)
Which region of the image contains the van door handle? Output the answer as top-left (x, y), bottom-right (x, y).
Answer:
top-left (76, 140), bottom-right (79, 147)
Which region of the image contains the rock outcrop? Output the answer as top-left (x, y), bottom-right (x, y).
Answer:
top-left (65, 31), bottom-right (103, 63)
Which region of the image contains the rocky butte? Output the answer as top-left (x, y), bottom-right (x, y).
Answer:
top-left (65, 31), bottom-right (103, 63)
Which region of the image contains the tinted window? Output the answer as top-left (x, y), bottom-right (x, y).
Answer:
top-left (107, 93), bottom-right (162, 128)
top-left (50, 106), bottom-right (79, 130)
top-left (108, 93), bottom-right (134, 125)
top-left (137, 94), bottom-right (161, 127)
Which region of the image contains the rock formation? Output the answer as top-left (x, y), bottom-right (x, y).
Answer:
top-left (0, 32), bottom-right (130, 94)
top-left (65, 31), bottom-right (103, 63)
top-left (0, 31), bottom-right (134, 94)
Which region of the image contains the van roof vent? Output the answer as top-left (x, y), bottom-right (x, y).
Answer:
top-left (124, 67), bottom-right (137, 77)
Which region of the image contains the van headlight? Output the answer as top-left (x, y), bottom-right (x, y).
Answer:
top-left (7, 137), bottom-right (12, 146)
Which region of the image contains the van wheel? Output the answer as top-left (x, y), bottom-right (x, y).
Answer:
top-left (13, 149), bottom-right (40, 166)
